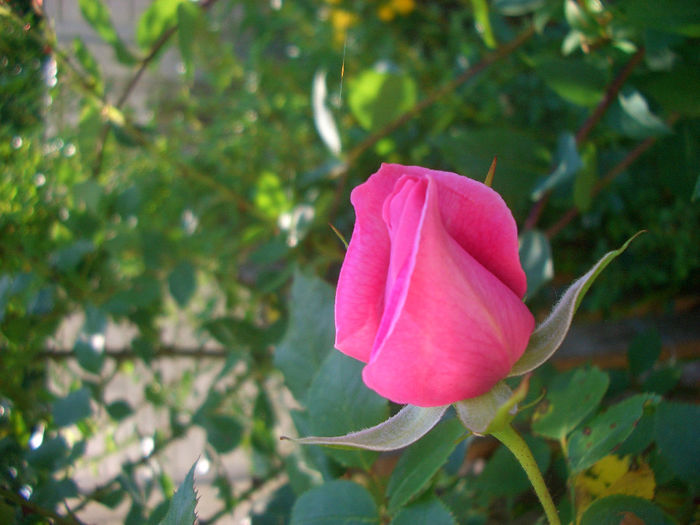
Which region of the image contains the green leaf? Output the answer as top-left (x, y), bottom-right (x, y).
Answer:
top-left (251, 484), bottom-right (296, 525)
top-left (32, 477), bottom-right (78, 510)
top-left (52, 388), bottom-right (92, 427)
top-left (580, 495), bottom-right (675, 525)
top-left (531, 132), bottom-right (583, 200)
top-left (78, 0), bottom-right (137, 64)
top-left (654, 401), bottom-right (700, 485)
top-left (493, 0), bottom-right (545, 15)
top-left (159, 462), bottom-right (198, 525)
top-left (436, 127), bottom-right (542, 210)
top-left (640, 67), bottom-right (700, 118)
top-left (510, 233), bottom-right (642, 376)
top-left (288, 404), bottom-right (448, 452)
top-left (27, 436), bottom-right (69, 470)
top-left (74, 339), bottom-right (104, 374)
top-left (290, 480), bottom-right (379, 525)
top-left (305, 352), bottom-right (388, 468)
top-left (519, 229), bottom-right (553, 298)
top-left (387, 418), bottom-right (465, 515)
top-left (137, 0), bottom-right (185, 50)
top-left (614, 0), bottom-right (700, 37)
top-left (177, 1), bottom-right (202, 80)
top-left (107, 400), bottom-right (134, 421)
top-left (608, 88), bottom-right (671, 139)
top-left (74, 179), bottom-right (103, 214)
top-left (73, 38), bottom-right (103, 94)
top-left (50, 239), bottom-right (95, 272)
top-left (168, 262), bottom-right (196, 308)
top-left (568, 394), bottom-right (658, 473)
top-left (537, 59), bottom-right (607, 106)
top-left (471, 0), bottom-right (496, 49)
top-left (616, 407), bottom-right (656, 456)
top-left (564, 0), bottom-right (599, 33)
top-left (532, 367), bottom-right (609, 440)
top-left (196, 414), bottom-right (243, 454)
top-left (274, 270), bottom-right (335, 401)
top-left (348, 69), bottom-right (417, 131)
top-left (390, 498), bottom-right (456, 525)
top-left (627, 328), bottom-right (661, 377)
top-left (94, 487), bottom-right (126, 509)
top-left (642, 365), bottom-right (681, 395)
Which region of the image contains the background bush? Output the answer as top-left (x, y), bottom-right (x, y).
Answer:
top-left (1, 0), bottom-right (698, 523)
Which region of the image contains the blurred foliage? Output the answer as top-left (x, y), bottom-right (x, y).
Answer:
top-left (0, 0), bottom-right (698, 522)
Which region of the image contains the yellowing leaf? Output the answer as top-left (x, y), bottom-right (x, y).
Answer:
top-left (576, 455), bottom-right (631, 499)
top-left (604, 461), bottom-right (655, 500)
top-left (576, 455), bottom-right (656, 523)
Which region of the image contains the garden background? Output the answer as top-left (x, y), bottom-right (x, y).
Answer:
top-left (1, 0), bottom-right (699, 523)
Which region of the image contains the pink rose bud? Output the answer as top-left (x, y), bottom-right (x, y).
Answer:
top-left (335, 164), bottom-right (535, 407)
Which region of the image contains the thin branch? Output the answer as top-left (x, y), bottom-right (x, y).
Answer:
top-left (524, 47), bottom-right (646, 231)
top-left (198, 465), bottom-right (287, 525)
top-left (0, 487), bottom-right (84, 525)
top-left (91, 0), bottom-right (221, 178)
top-left (575, 47), bottom-right (646, 146)
top-left (38, 346), bottom-right (230, 361)
top-left (545, 114), bottom-right (678, 239)
top-left (346, 25), bottom-right (536, 166)
top-left (544, 137), bottom-right (656, 239)
top-left (111, 120), bottom-right (260, 216)
top-left (329, 24), bottom-right (536, 218)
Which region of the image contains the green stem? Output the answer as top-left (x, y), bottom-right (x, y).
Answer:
top-left (491, 425), bottom-right (561, 525)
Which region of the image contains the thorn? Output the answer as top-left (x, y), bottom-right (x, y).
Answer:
top-left (329, 223), bottom-right (349, 249)
top-left (338, 36), bottom-right (347, 103)
top-left (484, 156), bottom-right (497, 187)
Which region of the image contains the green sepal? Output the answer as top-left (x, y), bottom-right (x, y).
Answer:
top-left (454, 376), bottom-right (529, 435)
top-left (510, 232), bottom-right (643, 376)
top-left (282, 404), bottom-right (448, 451)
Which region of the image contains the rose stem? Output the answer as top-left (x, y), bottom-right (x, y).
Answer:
top-left (490, 424), bottom-right (561, 525)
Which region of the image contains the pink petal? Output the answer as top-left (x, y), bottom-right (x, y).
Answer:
top-left (382, 164), bottom-right (527, 298)
top-left (362, 175), bottom-right (534, 406)
top-left (334, 167), bottom-right (402, 362)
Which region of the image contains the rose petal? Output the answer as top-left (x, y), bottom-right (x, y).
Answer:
top-left (334, 167), bottom-right (401, 362)
top-left (381, 164), bottom-right (527, 298)
top-left (362, 175), bottom-right (534, 406)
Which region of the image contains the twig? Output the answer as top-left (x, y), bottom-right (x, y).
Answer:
top-left (523, 47), bottom-right (646, 231)
top-left (198, 464), bottom-right (287, 525)
top-left (575, 47), bottom-right (646, 146)
top-left (545, 137), bottom-right (653, 238)
top-left (91, 0), bottom-right (221, 178)
top-left (37, 346), bottom-right (230, 361)
top-left (329, 25), bottom-right (536, 218)
top-left (545, 114), bottom-right (678, 238)
top-left (0, 487), bottom-right (84, 525)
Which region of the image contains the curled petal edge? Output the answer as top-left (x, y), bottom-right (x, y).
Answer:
top-left (281, 404), bottom-right (448, 451)
top-left (509, 232), bottom-right (644, 377)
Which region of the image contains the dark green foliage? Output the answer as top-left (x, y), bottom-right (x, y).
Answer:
top-left (0, 0), bottom-right (697, 523)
